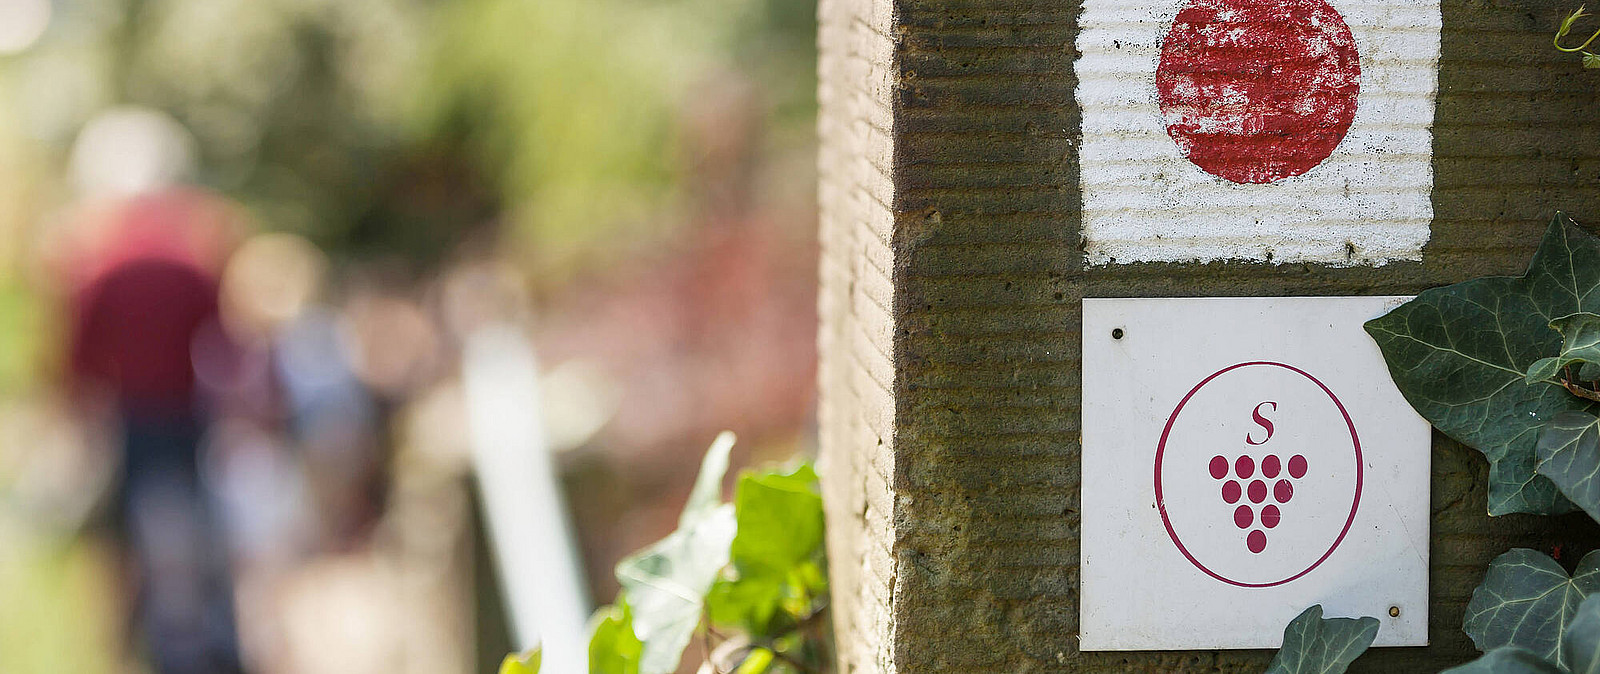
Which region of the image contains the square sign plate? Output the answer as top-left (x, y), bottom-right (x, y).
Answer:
top-left (1080, 297), bottom-right (1430, 650)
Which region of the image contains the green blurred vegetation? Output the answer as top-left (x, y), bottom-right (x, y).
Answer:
top-left (0, 0), bottom-right (815, 278)
top-left (0, 0), bottom-right (818, 671)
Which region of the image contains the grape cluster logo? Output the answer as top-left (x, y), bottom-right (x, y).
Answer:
top-left (1210, 449), bottom-right (1308, 554)
top-left (1155, 362), bottom-right (1362, 587)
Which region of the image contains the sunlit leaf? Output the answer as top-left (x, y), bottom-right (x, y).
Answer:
top-left (733, 647), bottom-right (774, 674)
top-left (615, 433), bottom-right (738, 674)
top-left (1366, 215), bottom-right (1600, 515)
top-left (499, 647), bottom-right (542, 674)
top-left (709, 463), bottom-right (824, 637)
top-left (730, 464), bottom-right (822, 576)
top-left (1264, 605), bottom-right (1379, 674)
top-left (1465, 549), bottom-right (1600, 667)
top-left (590, 604), bottom-right (643, 674)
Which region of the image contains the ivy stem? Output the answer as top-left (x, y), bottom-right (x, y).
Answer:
top-left (1557, 28), bottom-right (1600, 52)
top-left (1560, 375), bottom-right (1600, 402)
top-left (1557, 6), bottom-right (1600, 52)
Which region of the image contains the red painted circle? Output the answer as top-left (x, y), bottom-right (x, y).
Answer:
top-left (1154, 361), bottom-right (1363, 588)
top-left (1222, 480), bottom-right (1242, 503)
top-left (1155, 0), bottom-right (1361, 184)
top-left (1209, 455), bottom-right (1230, 479)
top-left (1262, 455), bottom-right (1281, 478)
top-left (1262, 505), bottom-right (1281, 528)
top-left (1235, 455), bottom-right (1255, 479)
top-left (1247, 530), bottom-right (1268, 554)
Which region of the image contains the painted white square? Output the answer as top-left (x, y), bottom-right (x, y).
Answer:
top-left (1075, 0), bottom-right (1439, 266)
top-left (1080, 297), bottom-right (1429, 650)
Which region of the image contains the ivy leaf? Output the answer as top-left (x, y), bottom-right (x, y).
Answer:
top-left (709, 463), bottom-right (825, 637)
top-left (589, 604), bottom-right (643, 674)
top-left (499, 648), bottom-right (542, 674)
top-left (1264, 605), bottom-right (1380, 674)
top-left (1526, 314), bottom-right (1600, 384)
top-left (1585, 52), bottom-right (1600, 69)
top-left (1582, 361), bottom-right (1600, 382)
top-left (1464, 548), bottom-right (1600, 667)
top-left (1567, 595), bottom-right (1600, 673)
top-left (1527, 357), bottom-right (1565, 385)
top-left (733, 647), bottom-right (775, 674)
top-left (1561, 6), bottom-right (1589, 41)
top-left (730, 464), bottom-right (823, 577)
top-left (615, 432), bottom-right (739, 674)
top-left (1441, 647), bottom-right (1563, 673)
top-left (1365, 215), bottom-right (1600, 515)
top-left (707, 573), bottom-right (786, 635)
top-left (1556, 314), bottom-right (1600, 365)
top-left (1536, 412), bottom-right (1600, 523)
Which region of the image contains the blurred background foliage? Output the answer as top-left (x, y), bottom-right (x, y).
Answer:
top-left (0, 0), bottom-right (815, 279)
top-left (0, 0), bottom-right (819, 671)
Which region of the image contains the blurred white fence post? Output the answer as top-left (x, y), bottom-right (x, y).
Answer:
top-left (462, 325), bottom-right (590, 671)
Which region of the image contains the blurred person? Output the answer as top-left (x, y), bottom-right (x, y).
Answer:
top-left (61, 189), bottom-right (245, 674)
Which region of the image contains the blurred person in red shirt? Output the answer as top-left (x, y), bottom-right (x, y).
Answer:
top-left (62, 189), bottom-right (246, 674)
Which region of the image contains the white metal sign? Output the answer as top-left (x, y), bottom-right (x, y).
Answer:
top-left (1080, 297), bottom-right (1429, 650)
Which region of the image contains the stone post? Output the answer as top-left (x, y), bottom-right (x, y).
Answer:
top-left (817, 0), bottom-right (1600, 670)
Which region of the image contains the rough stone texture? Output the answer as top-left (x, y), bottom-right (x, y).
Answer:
top-left (817, 0), bottom-right (1600, 671)
top-left (818, 0), bottom-right (898, 670)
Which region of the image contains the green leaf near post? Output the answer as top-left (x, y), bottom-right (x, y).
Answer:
top-left (1464, 549), bottom-right (1600, 668)
top-left (1264, 605), bottom-right (1380, 674)
top-left (709, 464), bottom-right (825, 637)
top-left (1536, 412), bottom-right (1600, 522)
top-left (614, 432), bottom-right (740, 674)
top-left (729, 464), bottom-right (823, 577)
top-left (589, 604), bottom-right (643, 674)
top-left (499, 647), bottom-right (542, 674)
top-left (1365, 215), bottom-right (1600, 515)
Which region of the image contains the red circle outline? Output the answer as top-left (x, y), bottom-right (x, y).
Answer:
top-left (1153, 361), bottom-right (1363, 588)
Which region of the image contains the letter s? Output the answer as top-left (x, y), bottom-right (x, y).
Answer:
top-left (1246, 401), bottom-right (1277, 446)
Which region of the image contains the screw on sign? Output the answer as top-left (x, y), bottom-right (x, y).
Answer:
top-left (1156, 0), bottom-right (1361, 184)
top-left (1155, 362), bottom-right (1363, 588)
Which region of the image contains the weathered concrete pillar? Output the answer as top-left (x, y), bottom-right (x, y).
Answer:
top-left (817, 0), bottom-right (1600, 670)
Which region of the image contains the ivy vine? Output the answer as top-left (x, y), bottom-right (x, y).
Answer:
top-left (500, 432), bottom-right (831, 674)
top-left (1267, 216), bottom-right (1600, 673)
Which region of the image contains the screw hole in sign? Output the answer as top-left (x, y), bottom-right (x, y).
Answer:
top-left (1154, 361), bottom-right (1363, 587)
top-left (1155, 0), bottom-right (1361, 184)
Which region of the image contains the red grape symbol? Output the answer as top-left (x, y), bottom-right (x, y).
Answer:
top-left (1156, 362), bottom-right (1364, 588)
top-left (1211, 453), bottom-right (1305, 553)
top-left (1155, 0), bottom-right (1361, 184)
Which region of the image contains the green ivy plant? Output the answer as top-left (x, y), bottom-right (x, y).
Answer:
top-left (1265, 606), bottom-right (1380, 674)
top-left (1555, 6), bottom-right (1600, 69)
top-left (501, 432), bottom-right (831, 674)
top-left (1262, 216), bottom-right (1600, 673)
